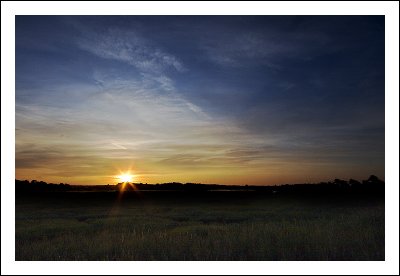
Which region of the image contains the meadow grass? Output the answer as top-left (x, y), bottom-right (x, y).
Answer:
top-left (15, 193), bottom-right (384, 260)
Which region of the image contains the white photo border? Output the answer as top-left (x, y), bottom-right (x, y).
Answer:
top-left (1, 1), bottom-right (399, 275)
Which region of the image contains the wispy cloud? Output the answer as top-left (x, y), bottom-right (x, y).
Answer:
top-left (78, 28), bottom-right (185, 73)
top-left (15, 74), bottom-right (260, 183)
top-left (200, 30), bottom-right (330, 68)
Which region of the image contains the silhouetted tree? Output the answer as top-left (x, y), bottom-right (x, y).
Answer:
top-left (366, 175), bottom-right (384, 184)
top-left (334, 178), bottom-right (348, 188)
top-left (348, 179), bottom-right (361, 186)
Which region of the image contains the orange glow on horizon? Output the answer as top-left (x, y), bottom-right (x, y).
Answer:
top-left (116, 173), bottom-right (134, 183)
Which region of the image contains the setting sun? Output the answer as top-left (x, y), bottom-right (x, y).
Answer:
top-left (117, 173), bottom-right (133, 183)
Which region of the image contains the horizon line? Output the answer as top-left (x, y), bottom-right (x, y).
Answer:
top-left (15, 175), bottom-right (383, 187)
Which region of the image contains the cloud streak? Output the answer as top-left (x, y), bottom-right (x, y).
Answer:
top-left (78, 28), bottom-right (185, 73)
top-left (200, 28), bottom-right (331, 68)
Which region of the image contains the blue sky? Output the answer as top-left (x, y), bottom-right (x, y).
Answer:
top-left (15, 16), bottom-right (385, 185)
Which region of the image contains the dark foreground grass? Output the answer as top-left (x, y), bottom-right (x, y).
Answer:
top-left (15, 192), bottom-right (384, 261)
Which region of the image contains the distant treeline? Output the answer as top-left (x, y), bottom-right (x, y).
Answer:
top-left (15, 175), bottom-right (384, 196)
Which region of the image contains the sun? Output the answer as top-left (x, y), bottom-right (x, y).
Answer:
top-left (117, 173), bottom-right (133, 183)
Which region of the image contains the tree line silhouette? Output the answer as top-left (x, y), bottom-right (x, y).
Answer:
top-left (15, 175), bottom-right (384, 196)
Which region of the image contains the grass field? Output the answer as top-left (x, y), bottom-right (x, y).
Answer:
top-left (15, 192), bottom-right (384, 261)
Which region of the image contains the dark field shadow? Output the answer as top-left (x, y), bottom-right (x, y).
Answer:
top-left (15, 177), bottom-right (385, 261)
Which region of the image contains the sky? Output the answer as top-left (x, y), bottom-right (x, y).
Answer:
top-left (15, 16), bottom-right (385, 185)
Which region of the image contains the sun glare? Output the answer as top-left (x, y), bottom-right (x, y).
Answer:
top-left (117, 173), bottom-right (133, 183)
